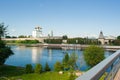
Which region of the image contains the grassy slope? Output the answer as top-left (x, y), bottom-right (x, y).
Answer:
top-left (0, 65), bottom-right (72, 80)
top-left (0, 65), bottom-right (25, 77)
top-left (11, 72), bottom-right (69, 80)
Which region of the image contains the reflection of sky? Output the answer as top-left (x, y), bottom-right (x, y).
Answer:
top-left (48, 49), bottom-right (52, 61)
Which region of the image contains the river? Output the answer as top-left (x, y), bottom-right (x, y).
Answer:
top-left (5, 45), bottom-right (114, 71)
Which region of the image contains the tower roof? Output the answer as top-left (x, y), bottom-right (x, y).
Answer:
top-left (99, 31), bottom-right (104, 39)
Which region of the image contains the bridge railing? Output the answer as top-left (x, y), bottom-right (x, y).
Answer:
top-left (76, 50), bottom-right (120, 80)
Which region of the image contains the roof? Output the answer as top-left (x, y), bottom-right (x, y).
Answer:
top-left (104, 36), bottom-right (116, 40)
top-left (98, 31), bottom-right (104, 39)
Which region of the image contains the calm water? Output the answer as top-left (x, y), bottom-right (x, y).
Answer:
top-left (5, 45), bottom-right (113, 71)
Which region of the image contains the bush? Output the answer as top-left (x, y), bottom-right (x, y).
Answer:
top-left (54, 61), bottom-right (63, 72)
top-left (83, 45), bottom-right (105, 67)
top-left (68, 73), bottom-right (76, 80)
top-left (62, 53), bottom-right (70, 70)
top-left (25, 64), bottom-right (33, 73)
top-left (44, 62), bottom-right (51, 71)
top-left (34, 64), bottom-right (42, 73)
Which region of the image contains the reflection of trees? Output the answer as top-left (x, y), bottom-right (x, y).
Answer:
top-left (15, 46), bottom-right (26, 50)
top-left (78, 52), bottom-right (86, 68)
top-left (32, 47), bottom-right (43, 63)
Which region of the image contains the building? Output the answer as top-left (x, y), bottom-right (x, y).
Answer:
top-left (32, 27), bottom-right (42, 38)
top-left (98, 31), bottom-right (116, 45)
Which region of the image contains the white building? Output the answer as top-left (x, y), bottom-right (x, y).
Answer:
top-left (98, 31), bottom-right (116, 45)
top-left (32, 27), bottom-right (42, 38)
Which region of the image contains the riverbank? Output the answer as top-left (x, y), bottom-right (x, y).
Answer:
top-left (0, 65), bottom-right (78, 80)
top-left (7, 43), bottom-right (120, 51)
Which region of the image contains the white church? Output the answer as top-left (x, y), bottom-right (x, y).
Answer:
top-left (32, 27), bottom-right (43, 38)
top-left (32, 26), bottom-right (62, 39)
top-left (98, 31), bottom-right (116, 45)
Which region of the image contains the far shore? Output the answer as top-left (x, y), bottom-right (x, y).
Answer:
top-left (7, 43), bottom-right (120, 51)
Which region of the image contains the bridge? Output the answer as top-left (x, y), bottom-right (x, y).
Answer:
top-left (76, 50), bottom-right (120, 80)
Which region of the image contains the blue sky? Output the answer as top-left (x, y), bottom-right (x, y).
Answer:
top-left (0, 0), bottom-right (120, 38)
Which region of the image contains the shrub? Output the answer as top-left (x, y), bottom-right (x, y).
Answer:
top-left (68, 73), bottom-right (76, 80)
top-left (62, 53), bottom-right (70, 70)
top-left (44, 62), bottom-right (51, 71)
top-left (25, 64), bottom-right (33, 73)
top-left (34, 64), bottom-right (42, 73)
top-left (54, 61), bottom-right (63, 72)
top-left (83, 45), bottom-right (105, 67)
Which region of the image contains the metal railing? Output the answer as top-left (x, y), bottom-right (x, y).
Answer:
top-left (76, 50), bottom-right (120, 80)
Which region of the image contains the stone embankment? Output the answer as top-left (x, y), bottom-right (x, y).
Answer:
top-left (19, 43), bottom-right (120, 51)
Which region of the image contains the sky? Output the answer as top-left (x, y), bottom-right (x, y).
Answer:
top-left (0, 0), bottom-right (120, 38)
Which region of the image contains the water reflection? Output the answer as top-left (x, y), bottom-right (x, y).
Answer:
top-left (32, 47), bottom-right (43, 63)
top-left (15, 46), bottom-right (26, 51)
top-left (48, 49), bottom-right (52, 61)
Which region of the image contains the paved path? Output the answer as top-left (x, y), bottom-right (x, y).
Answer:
top-left (114, 69), bottom-right (120, 80)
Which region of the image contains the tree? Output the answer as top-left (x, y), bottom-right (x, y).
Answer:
top-left (34, 64), bottom-right (42, 73)
top-left (0, 23), bottom-right (14, 65)
top-left (25, 64), bottom-right (33, 73)
top-left (62, 35), bottom-right (68, 39)
top-left (44, 62), bottom-right (51, 71)
top-left (62, 53), bottom-right (69, 70)
top-left (68, 52), bottom-right (78, 70)
top-left (0, 23), bottom-right (7, 39)
top-left (12, 36), bottom-right (17, 38)
top-left (83, 45), bottom-right (105, 67)
top-left (117, 36), bottom-right (120, 40)
top-left (5, 36), bottom-right (11, 38)
top-left (18, 35), bottom-right (27, 38)
top-left (54, 61), bottom-right (63, 71)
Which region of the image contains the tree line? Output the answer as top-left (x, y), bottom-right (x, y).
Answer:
top-left (6, 40), bottom-right (40, 44)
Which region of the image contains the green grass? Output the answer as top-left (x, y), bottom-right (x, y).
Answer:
top-left (0, 65), bottom-right (25, 77)
top-left (0, 65), bottom-right (76, 80)
top-left (10, 72), bottom-right (70, 80)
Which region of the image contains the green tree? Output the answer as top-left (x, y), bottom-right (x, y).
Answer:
top-left (117, 36), bottom-right (120, 40)
top-left (83, 45), bottom-right (105, 67)
top-left (44, 62), bottom-right (51, 71)
top-left (0, 23), bottom-right (14, 65)
top-left (34, 64), bottom-right (42, 73)
top-left (25, 64), bottom-right (33, 73)
top-left (54, 61), bottom-right (63, 71)
top-left (0, 23), bottom-right (7, 39)
top-left (62, 35), bottom-right (68, 39)
top-left (12, 36), bottom-right (17, 38)
top-left (62, 53), bottom-right (69, 70)
top-left (112, 40), bottom-right (120, 45)
top-left (68, 52), bottom-right (78, 70)
top-left (18, 35), bottom-right (27, 38)
top-left (5, 36), bottom-right (11, 38)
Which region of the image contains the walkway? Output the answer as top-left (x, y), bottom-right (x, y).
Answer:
top-left (114, 69), bottom-right (120, 80)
